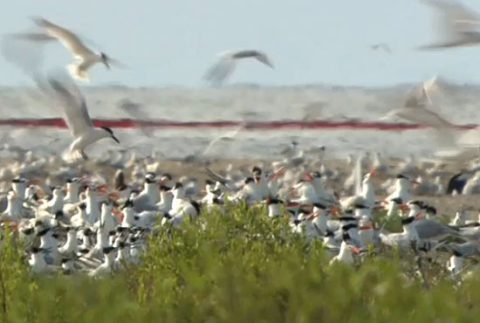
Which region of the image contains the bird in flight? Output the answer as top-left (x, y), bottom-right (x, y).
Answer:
top-left (204, 50), bottom-right (274, 86)
top-left (36, 72), bottom-right (120, 161)
top-left (8, 17), bottom-right (123, 82)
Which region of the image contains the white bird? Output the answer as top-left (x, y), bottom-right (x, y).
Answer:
top-left (201, 123), bottom-right (245, 157)
top-left (14, 17), bottom-right (120, 82)
top-left (379, 216), bottom-right (419, 249)
top-left (329, 233), bottom-right (359, 265)
top-left (88, 247), bottom-right (116, 278)
top-left (37, 73), bottom-right (120, 161)
top-left (380, 77), bottom-right (457, 140)
top-left (204, 50), bottom-right (274, 85)
top-left (419, 0), bottom-right (480, 50)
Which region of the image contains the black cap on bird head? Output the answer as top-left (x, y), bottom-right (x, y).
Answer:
top-left (452, 250), bottom-right (463, 257)
top-left (251, 166), bottom-right (262, 175)
top-left (100, 127), bottom-right (120, 144)
top-left (311, 171), bottom-right (322, 178)
top-left (30, 247), bottom-right (45, 254)
top-left (103, 247), bottom-right (116, 254)
top-left (267, 197), bottom-right (283, 205)
top-left (122, 200), bottom-right (134, 210)
top-left (244, 177), bottom-right (255, 185)
top-left (159, 185), bottom-right (171, 192)
top-left (409, 200), bottom-right (424, 207)
top-left (342, 232), bottom-right (351, 242)
top-left (173, 182), bottom-right (183, 190)
top-left (12, 177), bottom-right (26, 184)
top-left (66, 177), bottom-right (81, 184)
top-left (54, 210), bottom-right (64, 219)
top-left (342, 223), bottom-right (358, 231)
top-left (312, 203), bottom-right (327, 210)
top-left (100, 52), bottom-right (110, 69)
top-left (144, 176), bottom-right (156, 184)
top-left (401, 216), bottom-right (416, 225)
top-left (390, 197), bottom-right (403, 205)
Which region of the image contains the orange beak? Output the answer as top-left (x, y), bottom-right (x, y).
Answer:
top-left (351, 246), bottom-right (361, 255)
top-left (1, 220), bottom-right (18, 232)
top-left (271, 167), bottom-right (287, 180)
top-left (108, 192), bottom-right (120, 201)
top-left (286, 202), bottom-right (301, 208)
top-left (112, 208), bottom-right (124, 223)
top-left (359, 225), bottom-right (374, 231)
top-left (399, 203), bottom-right (410, 214)
top-left (330, 206), bottom-right (340, 217)
top-left (288, 187), bottom-right (298, 197)
top-left (304, 173), bottom-right (314, 182)
top-left (29, 178), bottom-right (42, 186)
top-left (97, 184), bottom-right (109, 195)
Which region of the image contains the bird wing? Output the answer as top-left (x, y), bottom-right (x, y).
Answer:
top-left (404, 76), bottom-right (438, 108)
top-left (205, 167), bottom-right (240, 191)
top-left (203, 55), bottom-right (236, 85)
top-left (423, 0), bottom-right (480, 42)
top-left (39, 73), bottom-right (94, 137)
top-left (403, 107), bottom-right (455, 129)
top-left (201, 124), bottom-right (244, 156)
top-left (232, 50), bottom-right (274, 68)
top-left (32, 17), bottom-right (95, 58)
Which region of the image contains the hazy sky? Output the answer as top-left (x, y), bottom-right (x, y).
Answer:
top-left (2, 0), bottom-right (480, 87)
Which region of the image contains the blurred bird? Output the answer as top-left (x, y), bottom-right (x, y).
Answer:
top-left (6, 17), bottom-right (123, 82)
top-left (204, 50), bottom-right (274, 85)
top-left (36, 72), bottom-right (120, 160)
top-left (419, 0), bottom-right (480, 50)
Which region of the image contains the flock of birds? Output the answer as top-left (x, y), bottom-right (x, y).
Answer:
top-left (0, 146), bottom-right (479, 280)
top-left (0, 0), bottom-right (480, 281)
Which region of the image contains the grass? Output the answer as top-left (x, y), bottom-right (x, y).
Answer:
top-left (1, 204), bottom-right (480, 322)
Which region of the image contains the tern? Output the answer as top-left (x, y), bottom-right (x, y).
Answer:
top-left (204, 50), bottom-right (274, 85)
top-left (13, 17), bottom-right (121, 82)
top-left (379, 76), bottom-right (459, 147)
top-left (419, 0), bottom-right (480, 50)
top-left (380, 76), bottom-right (452, 127)
top-left (37, 73), bottom-right (120, 160)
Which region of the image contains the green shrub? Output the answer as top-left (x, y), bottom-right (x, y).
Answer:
top-left (0, 206), bottom-right (479, 322)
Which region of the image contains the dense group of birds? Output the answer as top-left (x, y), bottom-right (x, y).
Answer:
top-left (1, 0), bottom-right (480, 282)
top-left (0, 143), bottom-right (479, 281)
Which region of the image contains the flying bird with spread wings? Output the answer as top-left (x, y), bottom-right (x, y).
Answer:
top-left (36, 72), bottom-right (120, 161)
top-left (3, 17), bottom-right (124, 82)
top-left (380, 76), bottom-right (460, 148)
top-left (204, 50), bottom-right (274, 86)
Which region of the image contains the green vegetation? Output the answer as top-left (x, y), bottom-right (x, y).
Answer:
top-left (1, 205), bottom-right (480, 323)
